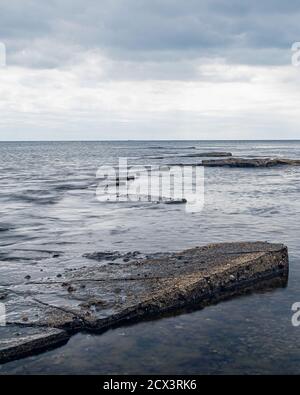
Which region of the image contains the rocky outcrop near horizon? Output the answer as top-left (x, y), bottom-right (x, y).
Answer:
top-left (202, 157), bottom-right (300, 167)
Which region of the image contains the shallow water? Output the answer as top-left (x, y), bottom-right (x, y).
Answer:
top-left (0, 140), bottom-right (300, 374)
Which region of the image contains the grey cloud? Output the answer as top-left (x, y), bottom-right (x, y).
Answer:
top-left (0, 0), bottom-right (299, 73)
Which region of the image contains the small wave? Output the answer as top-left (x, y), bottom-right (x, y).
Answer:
top-left (0, 222), bottom-right (14, 232)
top-left (0, 227), bottom-right (11, 232)
top-left (10, 192), bottom-right (61, 205)
top-left (248, 207), bottom-right (280, 216)
top-left (52, 182), bottom-right (91, 192)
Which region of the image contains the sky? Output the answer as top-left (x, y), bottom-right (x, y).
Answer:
top-left (0, 0), bottom-right (300, 140)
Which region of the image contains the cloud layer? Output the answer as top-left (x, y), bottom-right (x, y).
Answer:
top-left (0, 0), bottom-right (299, 140)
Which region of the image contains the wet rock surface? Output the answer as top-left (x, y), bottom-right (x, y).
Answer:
top-left (164, 198), bottom-right (187, 205)
top-left (149, 152), bottom-right (232, 160)
top-left (180, 152), bottom-right (232, 158)
top-left (83, 250), bottom-right (144, 262)
top-left (202, 157), bottom-right (300, 168)
top-left (0, 242), bottom-right (288, 363)
top-left (0, 326), bottom-right (69, 364)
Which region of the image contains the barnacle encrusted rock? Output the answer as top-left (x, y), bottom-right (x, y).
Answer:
top-left (0, 242), bottom-right (288, 363)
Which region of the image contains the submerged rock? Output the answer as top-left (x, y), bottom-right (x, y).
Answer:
top-left (150, 152), bottom-right (232, 160)
top-left (164, 198), bottom-right (187, 204)
top-left (0, 242), bottom-right (288, 363)
top-left (83, 251), bottom-right (142, 262)
top-left (202, 157), bottom-right (300, 168)
top-left (180, 152), bottom-right (232, 158)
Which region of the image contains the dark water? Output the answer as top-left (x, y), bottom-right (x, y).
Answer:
top-left (0, 140), bottom-right (300, 374)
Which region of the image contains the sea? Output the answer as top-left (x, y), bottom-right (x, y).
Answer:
top-left (0, 140), bottom-right (300, 374)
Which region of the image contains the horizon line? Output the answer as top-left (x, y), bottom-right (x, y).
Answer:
top-left (0, 139), bottom-right (300, 143)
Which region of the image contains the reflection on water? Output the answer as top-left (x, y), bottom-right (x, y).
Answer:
top-left (0, 140), bottom-right (300, 374)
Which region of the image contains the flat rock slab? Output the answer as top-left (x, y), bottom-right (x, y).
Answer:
top-left (0, 242), bottom-right (288, 363)
top-left (202, 157), bottom-right (300, 167)
top-left (0, 326), bottom-right (69, 364)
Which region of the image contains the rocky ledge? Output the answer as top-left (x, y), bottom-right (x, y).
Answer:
top-left (0, 242), bottom-right (288, 363)
top-left (180, 152), bottom-right (232, 158)
top-left (202, 157), bottom-right (300, 167)
top-left (149, 152), bottom-right (232, 159)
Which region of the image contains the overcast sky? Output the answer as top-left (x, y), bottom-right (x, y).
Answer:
top-left (0, 0), bottom-right (300, 140)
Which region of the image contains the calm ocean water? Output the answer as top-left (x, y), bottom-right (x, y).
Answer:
top-left (0, 140), bottom-right (300, 374)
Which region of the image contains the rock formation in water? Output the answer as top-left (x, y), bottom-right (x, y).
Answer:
top-left (0, 242), bottom-right (288, 363)
top-left (202, 157), bottom-right (300, 168)
top-left (181, 152), bottom-right (232, 158)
